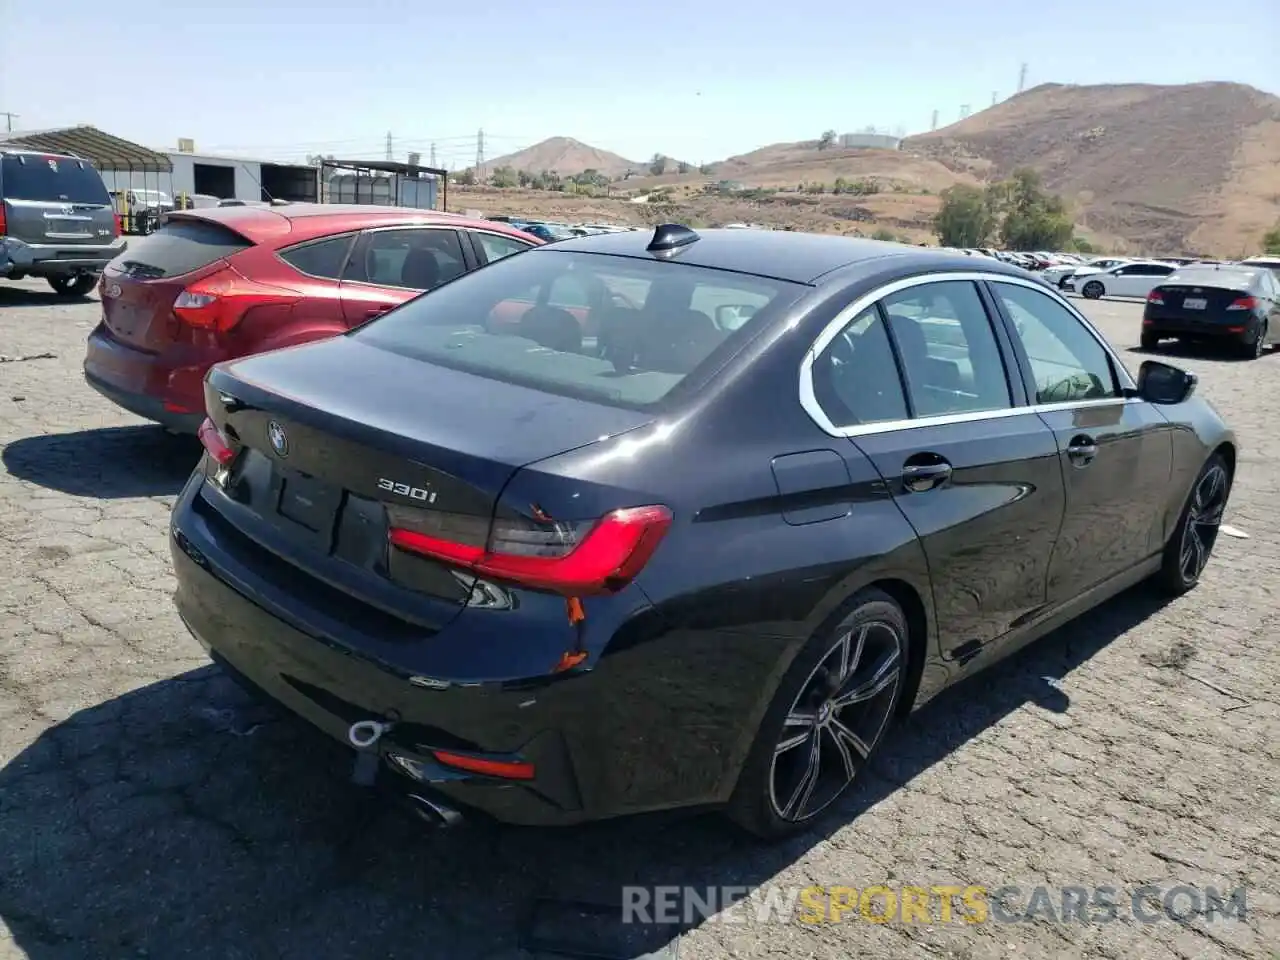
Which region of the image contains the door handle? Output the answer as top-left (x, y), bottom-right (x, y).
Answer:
top-left (365, 306), bottom-right (392, 319)
top-left (1066, 434), bottom-right (1098, 466)
top-left (902, 455), bottom-right (953, 493)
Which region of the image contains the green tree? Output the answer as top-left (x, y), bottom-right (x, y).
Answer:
top-left (453, 167), bottom-right (477, 186)
top-left (872, 228), bottom-right (897, 242)
top-left (819, 130), bottom-right (837, 150)
top-left (698, 163), bottom-right (712, 175)
top-left (490, 165), bottom-right (519, 188)
top-left (995, 168), bottom-right (1074, 250)
top-left (677, 161), bottom-right (691, 175)
top-left (649, 153), bottom-right (667, 176)
top-left (933, 183), bottom-right (997, 247)
top-left (1262, 220), bottom-right (1280, 255)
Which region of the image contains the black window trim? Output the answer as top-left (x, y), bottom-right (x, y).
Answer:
top-left (275, 231), bottom-right (360, 280)
top-left (798, 271), bottom-right (1140, 439)
top-left (340, 224), bottom-right (475, 290)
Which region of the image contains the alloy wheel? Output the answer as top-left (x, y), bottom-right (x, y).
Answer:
top-left (1179, 464), bottom-right (1228, 584)
top-left (768, 620), bottom-right (902, 823)
top-left (1255, 323), bottom-right (1267, 358)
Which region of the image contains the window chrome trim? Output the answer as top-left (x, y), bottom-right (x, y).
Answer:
top-left (798, 271), bottom-right (1140, 439)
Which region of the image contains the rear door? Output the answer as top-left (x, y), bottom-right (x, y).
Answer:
top-left (1113, 263), bottom-right (1174, 298)
top-left (811, 277), bottom-right (1066, 655)
top-left (338, 226), bottom-right (473, 325)
top-left (987, 278), bottom-right (1173, 598)
top-left (1, 153), bottom-right (116, 247)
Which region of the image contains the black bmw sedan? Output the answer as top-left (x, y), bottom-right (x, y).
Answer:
top-left (171, 225), bottom-right (1236, 839)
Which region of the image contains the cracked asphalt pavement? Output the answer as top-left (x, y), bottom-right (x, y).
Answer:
top-left (0, 278), bottom-right (1277, 960)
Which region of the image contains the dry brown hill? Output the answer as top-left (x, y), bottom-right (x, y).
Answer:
top-left (487, 137), bottom-right (640, 178)
top-left (904, 81), bottom-right (1280, 255)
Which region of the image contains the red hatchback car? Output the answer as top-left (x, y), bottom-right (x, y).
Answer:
top-left (84, 204), bottom-right (540, 432)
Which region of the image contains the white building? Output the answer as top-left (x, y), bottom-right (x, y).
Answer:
top-left (98, 141), bottom-right (319, 204)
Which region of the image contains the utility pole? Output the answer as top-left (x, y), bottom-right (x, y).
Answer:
top-left (1018, 63), bottom-right (1028, 93)
top-left (0, 112), bottom-right (18, 133)
top-left (475, 128), bottom-right (485, 179)
top-left (930, 109), bottom-right (939, 131)
top-left (385, 131), bottom-right (393, 161)
top-left (991, 91), bottom-right (998, 107)
top-left (429, 142), bottom-right (437, 167)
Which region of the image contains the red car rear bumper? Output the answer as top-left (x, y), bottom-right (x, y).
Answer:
top-left (83, 324), bottom-right (218, 433)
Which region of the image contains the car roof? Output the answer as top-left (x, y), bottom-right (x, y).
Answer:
top-left (534, 227), bottom-right (1037, 285)
top-left (166, 203), bottom-right (537, 246)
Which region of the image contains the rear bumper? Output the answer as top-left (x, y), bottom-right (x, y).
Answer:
top-left (1143, 314), bottom-right (1259, 342)
top-left (168, 472), bottom-right (631, 826)
top-left (2, 236), bottom-right (126, 276)
top-left (83, 324), bottom-right (214, 432)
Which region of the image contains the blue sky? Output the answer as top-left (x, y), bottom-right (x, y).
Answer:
top-left (1, 0), bottom-right (1276, 168)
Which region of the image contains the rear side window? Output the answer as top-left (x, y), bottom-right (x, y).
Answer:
top-left (279, 234), bottom-right (354, 279)
top-left (1, 155), bottom-right (111, 204)
top-left (352, 249), bottom-right (803, 409)
top-left (108, 219), bottom-right (252, 280)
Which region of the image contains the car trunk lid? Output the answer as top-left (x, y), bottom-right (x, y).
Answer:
top-left (1150, 280), bottom-right (1253, 320)
top-left (197, 336), bottom-right (654, 632)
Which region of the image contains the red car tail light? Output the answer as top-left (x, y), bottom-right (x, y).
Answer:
top-left (1147, 291), bottom-right (1164, 306)
top-left (113, 214), bottom-right (123, 237)
top-left (389, 504), bottom-right (673, 596)
top-left (172, 266), bottom-right (299, 334)
top-left (197, 417), bottom-right (237, 465)
top-left (0, 207), bottom-right (6, 235)
top-left (1226, 296), bottom-right (1256, 311)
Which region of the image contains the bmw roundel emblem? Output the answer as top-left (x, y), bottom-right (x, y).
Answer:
top-left (267, 421), bottom-right (289, 457)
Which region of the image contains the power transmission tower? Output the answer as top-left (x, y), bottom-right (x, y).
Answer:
top-left (429, 142), bottom-right (437, 167)
top-left (991, 91), bottom-right (998, 107)
top-left (1018, 63), bottom-right (1028, 93)
top-left (931, 109), bottom-right (939, 131)
top-left (959, 104), bottom-right (971, 120)
top-left (0, 111), bottom-right (18, 133)
top-left (385, 131), bottom-right (393, 161)
top-left (475, 129), bottom-right (485, 178)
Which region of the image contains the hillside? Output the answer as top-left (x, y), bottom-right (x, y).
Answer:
top-left (486, 137), bottom-right (640, 178)
top-left (904, 81), bottom-right (1280, 255)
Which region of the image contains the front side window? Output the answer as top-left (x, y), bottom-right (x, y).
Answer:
top-left (352, 250), bottom-right (802, 409)
top-left (992, 282), bottom-right (1119, 404)
top-left (347, 228), bottom-right (466, 291)
top-left (879, 280), bottom-right (1012, 416)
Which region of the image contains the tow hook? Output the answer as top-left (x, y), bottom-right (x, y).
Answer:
top-left (348, 718), bottom-right (395, 787)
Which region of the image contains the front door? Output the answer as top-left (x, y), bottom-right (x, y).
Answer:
top-left (810, 278), bottom-right (1067, 655)
top-left (986, 278), bottom-right (1173, 603)
top-left (338, 226), bottom-right (471, 326)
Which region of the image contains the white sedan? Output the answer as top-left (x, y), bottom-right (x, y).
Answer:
top-left (1042, 256), bottom-right (1129, 289)
top-left (1064, 260), bottom-right (1178, 299)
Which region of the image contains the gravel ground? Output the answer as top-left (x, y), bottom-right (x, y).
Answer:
top-left (0, 278), bottom-right (1277, 960)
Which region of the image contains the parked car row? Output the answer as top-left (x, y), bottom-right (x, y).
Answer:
top-left (485, 216), bottom-right (638, 242)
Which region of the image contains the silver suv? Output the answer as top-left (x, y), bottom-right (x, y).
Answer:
top-left (1, 147), bottom-right (126, 296)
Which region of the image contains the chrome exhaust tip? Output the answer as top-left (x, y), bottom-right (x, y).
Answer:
top-left (404, 792), bottom-right (463, 829)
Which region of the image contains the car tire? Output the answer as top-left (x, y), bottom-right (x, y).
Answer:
top-left (726, 587), bottom-right (909, 841)
top-left (1082, 280), bottom-right (1104, 299)
top-left (1155, 453), bottom-right (1231, 596)
top-left (48, 274), bottom-right (97, 297)
top-left (1140, 332), bottom-right (1160, 351)
top-left (1241, 320), bottom-right (1267, 360)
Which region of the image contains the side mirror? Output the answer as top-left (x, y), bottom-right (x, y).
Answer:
top-left (1136, 360), bottom-right (1197, 404)
top-left (715, 303), bottom-right (758, 329)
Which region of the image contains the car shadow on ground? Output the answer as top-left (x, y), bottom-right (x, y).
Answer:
top-left (1128, 341), bottom-right (1280, 363)
top-left (2, 425), bottom-right (200, 498)
top-left (0, 584), bottom-right (1169, 960)
top-left (0, 285), bottom-right (95, 307)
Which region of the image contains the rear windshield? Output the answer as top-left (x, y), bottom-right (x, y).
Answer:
top-left (352, 249), bottom-right (805, 409)
top-left (109, 218), bottom-right (253, 279)
top-left (1164, 268), bottom-right (1259, 290)
top-left (1, 155), bottom-right (111, 204)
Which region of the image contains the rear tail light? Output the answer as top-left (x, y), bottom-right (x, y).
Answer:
top-left (1226, 296), bottom-right (1256, 311)
top-left (1147, 291), bottom-right (1164, 306)
top-left (197, 417), bottom-right (237, 466)
top-left (431, 751), bottom-right (535, 780)
top-left (0, 207), bottom-right (6, 235)
top-left (389, 504), bottom-right (673, 596)
top-left (172, 266), bottom-right (298, 334)
top-left (113, 214), bottom-right (123, 237)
